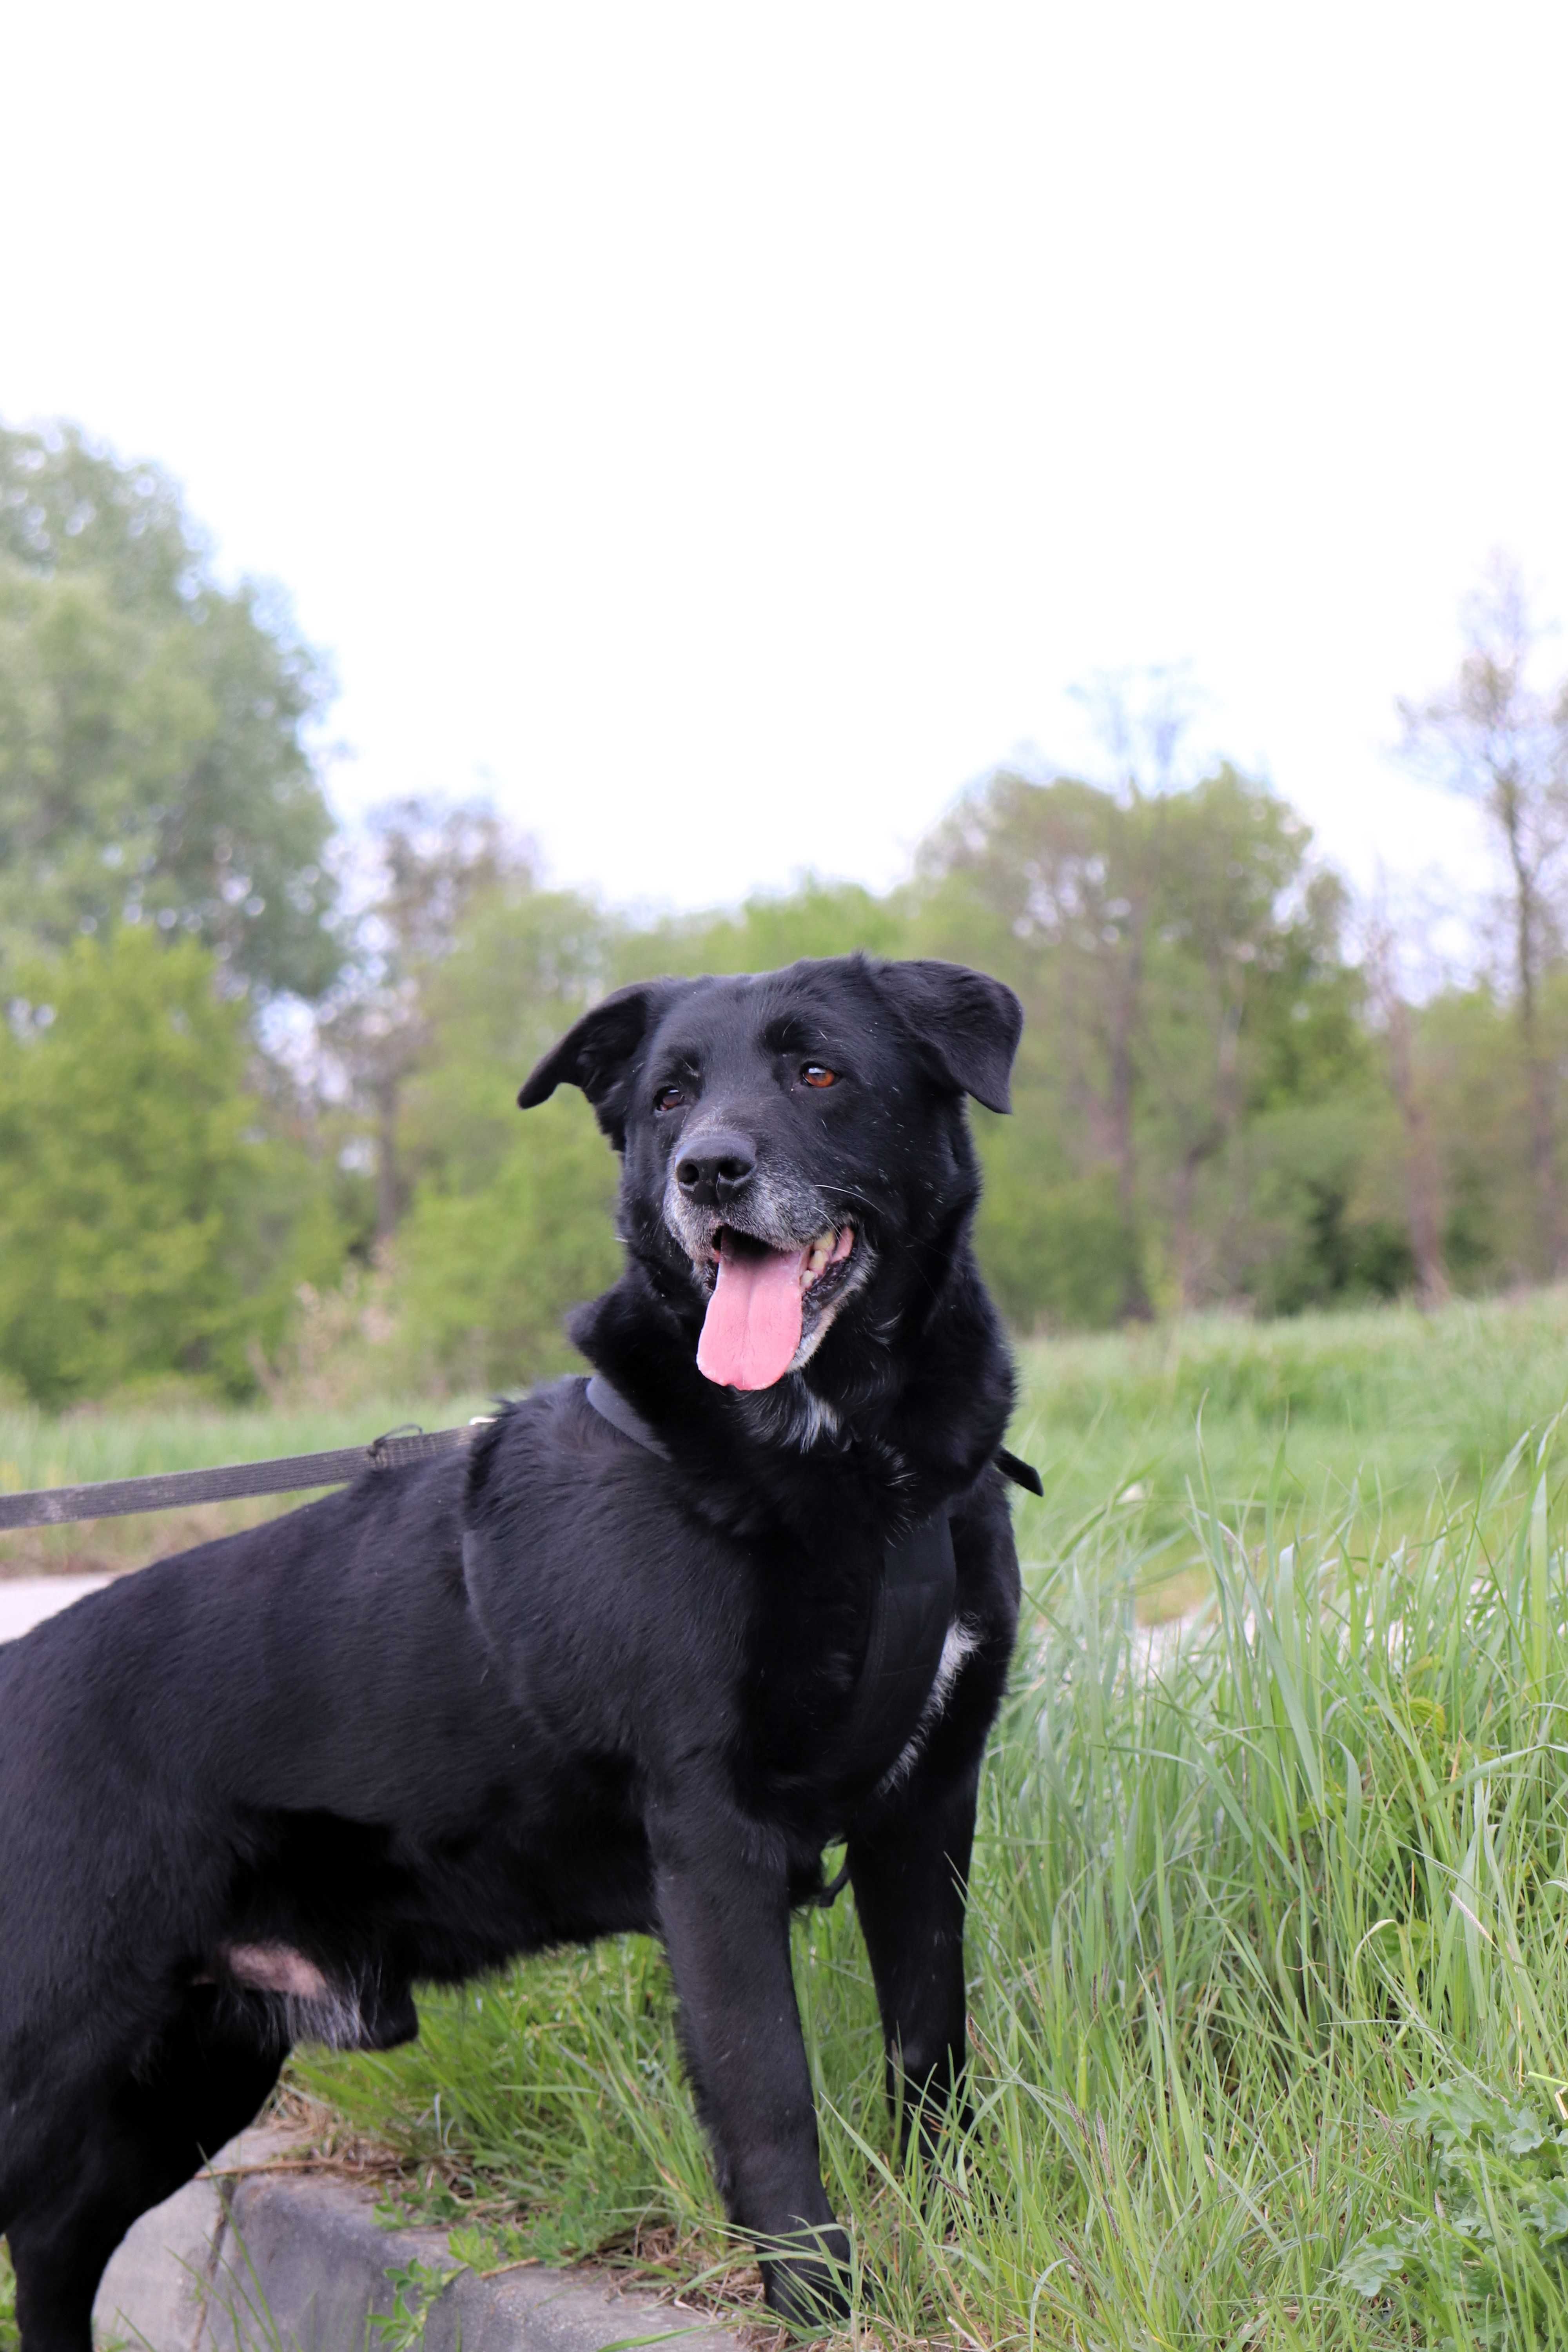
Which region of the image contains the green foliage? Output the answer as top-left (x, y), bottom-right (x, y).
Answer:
top-left (1342, 2081), bottom-right (1568, 2340)
top-left (367, 2256), bottom-right (457, 2346)
top-left (392, 886), bottom-right (625, 1386)
top-left (1, 424), bottom-right (194, 604)
top-left (1422, 984), bottom-right (1541, 1289)
top-left (0, 928), bottom-right (341, 1405)
top-left (969, 1120), bottom-right (1134, 1330)
top-left (401, 886), bottom-right (622, 1198)
top-left (1007, 1287), bottom-right (1568, 1581)
top-left (0, 422), bottom-right (338, 998)
top-left (397, 1093), bottom-right (620, 1389)
top-left (629, 874), bottom-right (910, 979)
top-left (1225, 1099), bottom-right (1414, 1316)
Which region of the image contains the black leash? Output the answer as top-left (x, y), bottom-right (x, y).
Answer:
top-left (0, 1424), bottom-right (477, 1533)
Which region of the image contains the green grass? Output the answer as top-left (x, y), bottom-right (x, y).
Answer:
top-left (1011, 1287), bottom-right (1568, 1607)
top-left (15, 1288), bottom-right (1568, 2345)
top-left (298, 1468), bottom-right (1568, 2345)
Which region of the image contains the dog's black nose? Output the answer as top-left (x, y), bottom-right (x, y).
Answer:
top-left (675, 1133), bottom-right (757, 1206)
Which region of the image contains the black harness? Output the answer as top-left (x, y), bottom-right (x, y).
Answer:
top-left (584, 1374), bottom-right (1034, 1803)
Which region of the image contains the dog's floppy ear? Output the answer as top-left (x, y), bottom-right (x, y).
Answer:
top-left (519, 982), bottom-right (675, 1149)
top-left (864, 958), bottom-right (1023, 1114)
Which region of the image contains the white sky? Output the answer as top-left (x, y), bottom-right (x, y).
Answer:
top-left (4, 1), bottom-right (1566, 916)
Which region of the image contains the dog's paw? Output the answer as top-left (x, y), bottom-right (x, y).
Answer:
top-left (760, 2221), bottom-right (857, 2333)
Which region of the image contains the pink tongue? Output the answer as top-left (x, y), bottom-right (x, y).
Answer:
top-left (697, 1237), bottom-right (810, 1390)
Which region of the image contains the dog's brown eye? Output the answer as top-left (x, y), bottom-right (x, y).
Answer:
top-left (655, 1085), bottom-right (686, 1112)
top-left (800, 1064), bottom-right (838, 1089)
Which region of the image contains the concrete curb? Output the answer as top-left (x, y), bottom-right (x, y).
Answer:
top-left (94, 2129), bottom-right (748, 2352)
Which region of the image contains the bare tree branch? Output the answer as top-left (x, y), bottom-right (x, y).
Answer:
top-left (1398, 556), bottom-right (1568, 1275)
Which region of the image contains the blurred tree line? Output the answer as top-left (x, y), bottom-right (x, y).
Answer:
top-left (4, 423), bottom-right (1568, 1408)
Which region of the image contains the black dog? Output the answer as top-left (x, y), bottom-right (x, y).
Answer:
top-left (0, 953), bottom-right (1025, 2348)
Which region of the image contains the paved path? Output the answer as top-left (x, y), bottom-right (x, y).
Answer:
top-left (0, 1573), bottom-right (109, 1642)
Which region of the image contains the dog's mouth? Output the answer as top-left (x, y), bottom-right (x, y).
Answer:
top-left (695, 1224), bottom-right (855, 1391)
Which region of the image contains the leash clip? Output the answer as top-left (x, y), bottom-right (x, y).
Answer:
top-left (367, 1423), bottom-right (424, 1469)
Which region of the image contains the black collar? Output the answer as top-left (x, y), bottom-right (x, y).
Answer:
top-left (586, 1374), bottom-right (1041, 1494)
top-left (584, 1373), bottom-right (671, 1458)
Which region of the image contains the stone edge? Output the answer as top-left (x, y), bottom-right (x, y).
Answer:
top-left (93, 2127), bottom-right (748, 2352)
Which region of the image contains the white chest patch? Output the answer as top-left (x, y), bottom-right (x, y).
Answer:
top-left (877, 1617), bottom-right (980, 1794)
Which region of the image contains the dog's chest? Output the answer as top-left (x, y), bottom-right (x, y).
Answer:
top-left (746, 1510), bottom-right (967, 1802)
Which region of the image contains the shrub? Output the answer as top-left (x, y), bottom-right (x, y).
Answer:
top-left (0, 928), bottom-right (340, 1404)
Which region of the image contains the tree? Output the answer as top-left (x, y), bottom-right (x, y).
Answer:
top-left (0, 422), bottom-right (339, 998)
top-left (396, 1094), bottom-right (622, 1389)
top-left (323, 799), bottom-right (533, 1241)
top-left (392, 881), bottom-right (626, 1385)
top-left (1399, 558), bottom-right (1568, 1275)
top-left (0, 929), bottom-right (341, 1405)
top-left (1135, 771), bottom-right (1336, 1306)
top-left (916, 760), bottom-right (1365, 1322)
top-left (629, 876), bottom-right (910, 980)
top-left (1360, 896), bottom-right (1450, 1308)
top-left (919, 771), bottom-right (1156, 1319)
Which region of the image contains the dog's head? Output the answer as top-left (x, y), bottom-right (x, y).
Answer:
top-left (520, 955), bottom-right (1021, 1394)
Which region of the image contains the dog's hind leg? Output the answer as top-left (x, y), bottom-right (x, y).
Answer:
top-left (6, 1995), bottom-right (283, 2352)
top-left (848, 1755), bottom-right (981, 2157)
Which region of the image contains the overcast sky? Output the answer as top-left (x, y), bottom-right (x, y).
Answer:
top-left (5, 1), bottom-right (1566, 916)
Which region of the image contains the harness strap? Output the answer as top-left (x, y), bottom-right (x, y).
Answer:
top-left (581, 1373), bottom-right (958, 1801)
top-left (997, 1443), bottom-right (1044, 1496)
top-left (841, 1508), bottom-right (957, 1784)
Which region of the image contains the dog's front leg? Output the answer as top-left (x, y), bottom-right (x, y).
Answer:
top-left (650, 1798), bottom-right (851, 2326)
top-left (848, 1754), bottom-right (980, 2157)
